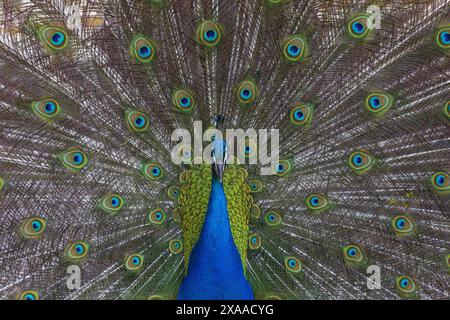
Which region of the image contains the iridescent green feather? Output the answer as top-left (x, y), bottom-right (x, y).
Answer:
top-left (223, 166), bottom-right (253, 272)
top-left (97, 193), bottom-right (124, 215)
top-left (124, 109), bottom-right (150, 132)
top-left (56, 147), bottom-right (89, 173)
top-left (30, 98), bottom-right (61, 120)
top-left (289, 101), bottom-right (314, 126)
top-left (36, 24), bottom-right (69, 54)
top-left (20, 216), bottom-right (47, 240)
top-left (391, 214), bottom-right (416, 237)
top-left (129, 34), bottom-right (156, 64)
top-left (177, 164), bottom-right (211, 268)
top-left (305, 193), bottom-right (331, 213)
top-left (348, 149), bottom-right (376, 175)
top-left (429, 171), bottom-right (449, 195)
top-left (395, 275), bottom-right (419, 299)
top-left (281, 35), bottom-right (309, 62)
top-left (64, 241), bottom-right (90, 263)
top-left (342, 244), bottom-right (368, 269)
top-left (196, 20), bottom-right (222, 48)
top-left (347, 13), bottom-right (374, 40)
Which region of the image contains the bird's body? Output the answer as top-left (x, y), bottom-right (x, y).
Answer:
top-left (178, 175), bottom-right (254, 300)
top-left (0, 0), bottom-right (449, 300)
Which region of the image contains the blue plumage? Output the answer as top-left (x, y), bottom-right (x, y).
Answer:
top-left (177, 177), bottom-right (254, 300)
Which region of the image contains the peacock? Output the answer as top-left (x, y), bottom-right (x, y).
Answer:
top-left (0, 0), bottom-right (449, 300)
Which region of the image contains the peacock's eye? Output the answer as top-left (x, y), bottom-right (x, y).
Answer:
top-left (365, 92), bottom-right (394, 116)
top-left (282, 35), bottom-right (308, 62)
top-left (65, 241), bottom-right (90, 262)
top-left (31, 98), bottom-right (61, 119)
top-left (39, 26), bottom-right (68, 52)
top-left (284, 256), bottom-right (302, 273)
top-left (348, 150), bottom-right (375, 175)
top-left (248, 233), bottom-right (261, 250)
top-left (173, 90), bottom-right (196, 112)
top-left (396, 275), bottom-right (416, 296)
top-left (197, 21), bottom-right (222, 47)
top-left (130, 34), bottom-right (156, 63)
top-left (436, 26), bottom-right (450, 49)
top-left (248, 179), bottom-right (263, 193)
top-left (236, 80), bottom-right (258, 106)
top-left (125, 253), bottom-right (144, 271)
top-left (306, 194), bottom-right (330, 212)
top-left (20, 217), bottom-right (47, 239)
top-left (125, 109), bottom-right (149, 132)
top-left (242, 139), bottom-right (257, 159)
top-left (289, 102), bottom-right (313, 126)
top-left (167, 185), bottom-right (180, 200)
top-left (342, 245), bottom-right (364, 262)
top-left (272, 159), bottom-right (293, 177)
top-left (347, 14), bottom-right (370, 39)
top-left (264, 210), bottom-right (282, 227)
top-left (98, 193), bottom-right (124, 214)
top-left (391, 215), bottom-right (415, 236)
top-left (168, 239), bottom-right (183, 254)
top-left (205, 29), bottom-right (217, 42)
top-left (430, 172), bottom-right (449, 192)
top-left (142, 163), bottom-right (164, 180)
top-left (148, 208), bottom-right (167, 225)
top-left (18, 290), bottom-right (39, 300)
top-left (58, 147), bottom-right (88, 172)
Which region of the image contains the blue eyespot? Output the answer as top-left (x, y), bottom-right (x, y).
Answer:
top-left (51, 32), bottom-right (65, 46)
top-left (287, 44), bottom-right (300, 57)
top-left (180, 97), bottom-right (191, 108)
top-left (132, 257), bottom-right (140, 265)
top-left (204, 29), bottom-right (217, 42)
top-left (240, 89), bottom-right (252, 100)
top-left (75, 244), bottom-right (84, 254)
top-left (440, 31), bottom-right (450, 45)
top-left (396, 218), bottom-right (406, 230)
top-left (352, 22), bottom-right (365, 34)
top-left (347, 248), bottom-right (357, 257)
top-left (31, 221), bottom-right (42, 231)
top-left (294, 110), bottom-right (304, 121)
top-left (152, 167), bottom-right (160, 176)
top-left (310, 196), bottom-right (319, 207)
top-left (352, 155), bottom-right (363, 166)
top-left (155, 212), bottom-right (163, 220)
top-left (245, 145), bottom-right (251, 152)
top-left (138, 46), bottom-right (151, 58)
top-left (268, 214), bottom-right (275, 221)
top-left (369, 96), bottom-right (381, 109)
top-left (251, 237), bottom-right (257, 244)
top-left (73, 152), bottom-right (83, 165)
top-left (400, 278), bottom-right (409, 288)
top-left (276, 164), bottom-right (284, 172)
top-left (435, 174), bottom-right (445, 186)
top-left (24, 293), bottom-right (36, 300)
top-left (288, 259), bottom-right (297, 268)
top-left (134, 116), bottom-right (146, 128)
top-left (44, 102), bottom-right (56, 114)
top-left (111, 196), bottom-right (120, 207)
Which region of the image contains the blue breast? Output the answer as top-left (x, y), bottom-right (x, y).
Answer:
top-left (177, 177), bottom-right (254, 300)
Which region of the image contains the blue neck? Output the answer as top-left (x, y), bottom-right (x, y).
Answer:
top-left (177, 175), bottom-right (254, 300)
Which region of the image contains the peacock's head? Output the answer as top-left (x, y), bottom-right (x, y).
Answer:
top-left (211, 137), bottom-right (227, 183)
top-left (211, 114), bottom-right (227, 183)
